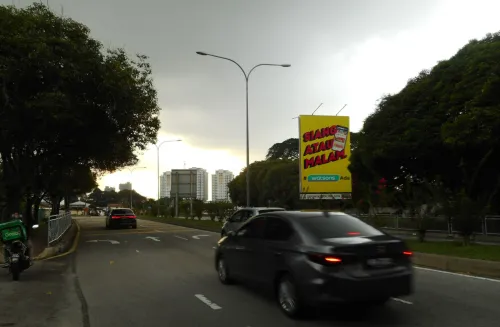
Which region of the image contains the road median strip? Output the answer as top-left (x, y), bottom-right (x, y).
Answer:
top-left (407, 240), bottom-right (500, 279)
top-left (413, 252), bottom-right (500, 279)
top-left (35, 219), bottom-right (80, 261)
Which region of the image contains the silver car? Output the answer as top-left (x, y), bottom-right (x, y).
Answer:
top-left (221, 207), bottom-right (285, 237)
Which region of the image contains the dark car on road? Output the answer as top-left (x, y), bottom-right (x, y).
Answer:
top-left (105, 208), bottom-right (137, 229)
top-left (221, 207), bottom-right (285, 237)
top-left (214, 211), bottom-right (414, 319)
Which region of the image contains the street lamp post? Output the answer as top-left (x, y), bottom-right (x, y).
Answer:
top-left (155, 139), bottom-right (182, 217)
top-left (196, 51), bottom-right (290, 207)
top-left (127, 166), bottom-right (146, 209)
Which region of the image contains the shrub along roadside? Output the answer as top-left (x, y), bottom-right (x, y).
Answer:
top-left (138, 215), bottom-right (222, 233)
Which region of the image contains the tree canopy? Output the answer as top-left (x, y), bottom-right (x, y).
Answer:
top-left (229, 32), bottom-right (500, 243)
top-left (347, 31), bottom-right (500, 241)
top-left (0, 4), bottom-right (160, 225)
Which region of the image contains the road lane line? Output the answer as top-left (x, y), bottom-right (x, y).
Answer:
top-left (174, 235), bottom-right (189, 241)
top-left (194, 294), bottom-right (222, 310)
top-left (391, 297), bottom-right (413, 305)
top-left (415, 266), bottom-right (500, 282)
top-left (136, 250), bottom-right (140, 253)
top-left (83, 231), bottom-right (168, 236)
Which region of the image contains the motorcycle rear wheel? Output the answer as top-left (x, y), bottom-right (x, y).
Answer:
top-left (10, 262), bottom-right (20, 281)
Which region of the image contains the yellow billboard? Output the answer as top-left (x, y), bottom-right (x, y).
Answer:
top-left (298, 115), bottom-right (352, 200)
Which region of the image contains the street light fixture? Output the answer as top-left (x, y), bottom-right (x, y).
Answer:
top-left (154, 139), bottom-right (182, 216)
top-left (196, 51), bottom-right (291, 207)
top-left (127, 166), bottom-right (146, 209)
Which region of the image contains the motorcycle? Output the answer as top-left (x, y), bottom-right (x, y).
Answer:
top-left (1, 223), bottom-right (39, 281)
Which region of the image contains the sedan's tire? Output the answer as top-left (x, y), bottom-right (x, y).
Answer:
top-left (216, 256), bottom-right (233, 285)
top-left (276, 274), bottom-right (307, 319)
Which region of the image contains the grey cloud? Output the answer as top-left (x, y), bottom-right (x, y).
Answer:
top-left (4, 0), bottom-right (440, 158)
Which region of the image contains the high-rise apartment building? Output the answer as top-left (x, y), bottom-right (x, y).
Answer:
top-left (211, 170), bottom-right (234, 202)
top-left (170, 168), bottom-right (209, 201)
top-left (119, 182), bottom-right (131, 191)
top-left (160, 171), bottom-right (172, 198)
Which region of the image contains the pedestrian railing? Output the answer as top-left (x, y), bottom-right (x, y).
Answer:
top-left (354, 214), bottom-right (500, 236)
top-left (48, 211), bottom-right (73, 245)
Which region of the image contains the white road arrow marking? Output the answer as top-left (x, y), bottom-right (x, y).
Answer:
top-left (86, 240), bottom-right (120, 245)
top-left (192, 235), bottom-right (209, 240)
top-left (145, 236), bottom-right (160, 242)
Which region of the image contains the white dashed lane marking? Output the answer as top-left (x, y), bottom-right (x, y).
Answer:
top-left (194, 294), bottom-right (222, 310)
top-left (391, 297), bottom-right (413, 305)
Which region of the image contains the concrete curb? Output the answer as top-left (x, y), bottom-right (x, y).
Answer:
top-left (413, 252), bottom-right (500, 279)
top-left (34, 219), bottom-right (80, 261)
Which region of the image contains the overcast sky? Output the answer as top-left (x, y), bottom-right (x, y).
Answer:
top-left (4, 0), bottom-right (499, 199)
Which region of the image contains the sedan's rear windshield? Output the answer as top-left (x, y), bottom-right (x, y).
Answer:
top-left (298, 214), bottom-right (383, 238)
top-left (112, 209), bottom-right (134, 215)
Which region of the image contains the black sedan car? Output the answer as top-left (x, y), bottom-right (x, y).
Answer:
top-left (105, 208), bottom-right (137, 229)
top-left (214, 211), bottom-right (413, 318)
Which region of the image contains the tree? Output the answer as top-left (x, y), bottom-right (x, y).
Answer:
top-left (266, 138), bottom-right (299, 160)
top-left (0, 4), bottom-right (160, 222)
top-left (349, 31), bottom-right (500, 239)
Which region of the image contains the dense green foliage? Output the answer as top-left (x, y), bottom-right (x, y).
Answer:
top-left (230, 32), bottom-right (500, 244)
top-left (0, 4), bottom-right (160, 227)
top-left (349, 31), bottom-right (500, 242)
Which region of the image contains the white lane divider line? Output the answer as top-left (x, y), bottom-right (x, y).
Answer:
top-left (212, 246), bottom-right (216, 249)
top-left (415, 266), bottom-right (500, 283)
top-left (136, 250), bottom-right (140, 253)
top-left (192, 235), bottom-right (209, 240)
top-left (194, 294), bottom-right (222, 310)
top-left (174, 235), bottom-right (189, 241)
top-left (391, 297), bottom-right (413, 305)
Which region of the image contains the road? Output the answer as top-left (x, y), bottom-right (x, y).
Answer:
top-left (1, 216), bottom-right (500, 326)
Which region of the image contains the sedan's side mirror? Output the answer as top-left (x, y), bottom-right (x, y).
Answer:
top-left (32, 224), bottom-right (39, 229)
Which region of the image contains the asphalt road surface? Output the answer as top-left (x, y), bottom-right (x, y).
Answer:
top-left (2, 217), bottom-right (500, 327)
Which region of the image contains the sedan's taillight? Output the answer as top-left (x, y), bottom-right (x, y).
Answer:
top-left (307, 253), bottom-right (342, 266)
top-left (403, 251), bottom-right (413, 256)
top-left (111, 215), bottom-right (120, 219)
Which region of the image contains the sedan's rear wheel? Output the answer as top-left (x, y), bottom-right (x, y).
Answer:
top-left (277, 275), bottom-right (305, 319)
top-left (217, 256), bottom-right (232, 284)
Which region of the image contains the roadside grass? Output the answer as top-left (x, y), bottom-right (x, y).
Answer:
top-left (138, 216), bottom-right (222, 233)
top-left (406, 240), bottom-right (500, 262)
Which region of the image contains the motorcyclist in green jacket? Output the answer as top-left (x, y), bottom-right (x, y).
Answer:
top-left (1, 213), bottom-right (32, 268)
